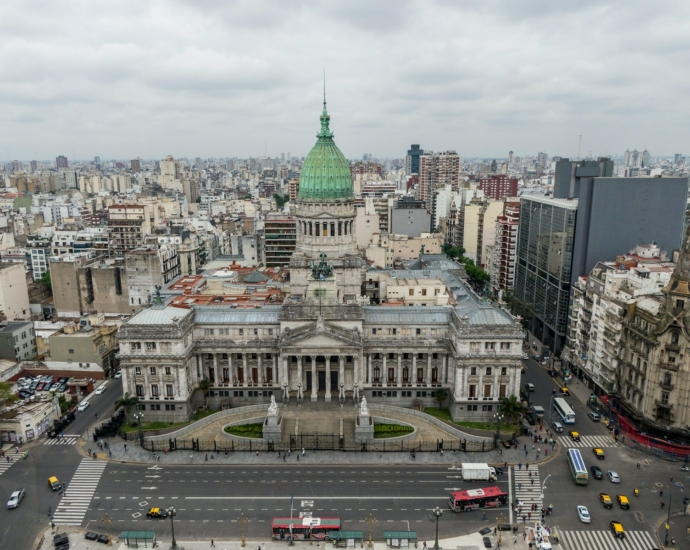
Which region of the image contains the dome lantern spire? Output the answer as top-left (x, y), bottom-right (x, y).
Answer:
top-left (318, 72), bottom-right (333, 141)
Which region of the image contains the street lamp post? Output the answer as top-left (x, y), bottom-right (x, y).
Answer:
top-left (134, 409), bottom-right (144, 448)
top-left (493, 413), bottom-right (504, 446)
top-left (339, 383), bottom-right (345, 406)
top-left (167, 507), bottom-right (177, 549)
top-left (665, 493), bottom-right (672, 545)
top-left (239, 513), bottom-right (248, 547)
top-left (432, 507), bottom-right (442, 550)
top-left (546, 393), bottom-right (557, 428)
top-left (283, 383), bottom-right (288, 405)
top-left (354, 383), bottom-right (359, 405)
top-left (297, 383), bottom-right (302, 407)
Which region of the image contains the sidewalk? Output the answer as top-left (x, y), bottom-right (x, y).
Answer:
top-left (82, 435), bottom-right (556, 466)
top-left (39, 526), bottom-right (534, 550)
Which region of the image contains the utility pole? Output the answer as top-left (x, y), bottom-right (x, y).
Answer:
top-left (101, 513), bottom-right (113, 546)
top-left (365, 513), bottom-right (378, 548)
top-left (239, 513), bottom-right (248, 548)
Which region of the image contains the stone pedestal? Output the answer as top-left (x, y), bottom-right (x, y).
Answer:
top-left (355, 414), bottom-right (374, 443)
top-left (263, 413), bottom-right (283, 442)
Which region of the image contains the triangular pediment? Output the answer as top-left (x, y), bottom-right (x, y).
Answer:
top-left (280, 320), bottom-right (361, 348)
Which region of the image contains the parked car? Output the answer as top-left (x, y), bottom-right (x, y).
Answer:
top-left (588, 411), bottom-right (601, 421)
top-left (525, 383), bottom-right (535, 392)
top-left (591, 465), bottom-right (603, 479)
top-left (7, 488), bottom-right (25, 509)
top-left (77, 401), bottom-right (89, 412)
top-left (577, 505), bottom-right (590, 523)
top-left (114, 370), bottom-right (122, 379)
top-left (96, 385), bottom-right (107, 395)
top-left (36, 383), bottom-right (45, 392)
top-left (58, 384), bottom-right (68, 393)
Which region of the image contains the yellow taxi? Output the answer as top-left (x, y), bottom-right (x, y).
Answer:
top-left (560, 387), bottom-right (570, 396)
top-left (569, 431), bottom-right (580, 442)
top-left (610, 521), bottom-right (625, 539)
top-left (593, 447), bottom-right (605, 459)
top-left (48, 476), bottom-right (61, 491)
top-left (146, 507), bottom-right (168, 518)
top-left (599, 493), bottom-right (613, 508)
top-left (616, 495), bottom-right (630, 510)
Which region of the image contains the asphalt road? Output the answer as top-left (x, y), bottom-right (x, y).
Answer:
top-left (522, 357), bottom-right (689, 543)
top-left (0, 378), bottom-right (124, 550)
top-left (85, 464), bottom-right (513, 540)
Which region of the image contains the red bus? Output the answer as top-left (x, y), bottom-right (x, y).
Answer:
top-left (448, 487), bottom-right (508, 512)
top-left (271, 517), bottom-right (341, 541)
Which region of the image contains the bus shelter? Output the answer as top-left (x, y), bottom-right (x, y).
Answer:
top-left (329, 531), bottom-right (364, 547)
top-left (118, 531), bottom-right (157, 548)
top-left (383, 531), bottom-right (418, 548)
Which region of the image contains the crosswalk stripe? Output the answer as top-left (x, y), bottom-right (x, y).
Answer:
top-left (44, 436), bottom-right (80, 445)
top-left (556, 434), bottom-right (620, 448)
top-left (561, 530), bottom-right (655, 550)
top-left (52, 459), bottom-right (107, 526)
top-left (512, 466), bottom-right (542, 510)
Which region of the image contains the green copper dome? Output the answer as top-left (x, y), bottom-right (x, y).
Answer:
top-left (298, 100), bottom-right (353, 202)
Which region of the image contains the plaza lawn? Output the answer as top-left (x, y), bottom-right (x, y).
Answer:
top-left (120, 409), bottom-right (224, 433)
top-left (424, 408), bottom-right (515, 432)
top-left (224, 423), bottom-right (264, 438)
top-left (374, 424), bottom-right (413, 439)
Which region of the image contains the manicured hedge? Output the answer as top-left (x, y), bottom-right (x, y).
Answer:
top-left (374, 424), bottom-right (413, 433)
top-left (224, 423), bottom-right (264, 437)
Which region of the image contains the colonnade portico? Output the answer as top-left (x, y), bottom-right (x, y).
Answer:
top-left (282, 353), bottom-right (360, 402)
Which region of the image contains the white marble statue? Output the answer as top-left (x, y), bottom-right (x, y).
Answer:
top-left (268, 395), bottom-right (278, 416)
top-left (360, 397), bottom-right (369, 416)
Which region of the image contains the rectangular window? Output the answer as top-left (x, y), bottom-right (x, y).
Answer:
top-left (135, 367), bottom-right (141, 375)
top-left (499, 384), bottom-right (507, 398)
top-left (470, 367), bottom-right (477, 375)
top-left (485, 367), bottom-right (492, 376)
top-left (484, 384), bottom-right (492, 398)
top-left (135, 384), bottom-right (144, 397)
top-left (468, 384), bottom-right (476, 398)
top-left (166, 384), bottom-right (174, 397)
top-left (409, 289), bottom-right (414, 296)
top-left (146, 342), bottom-right (156, 351)
top-left (68, 349), bottom-right (74, 354)
top-left (238, 329), bottom-right (244, 336)
top-left (151, 384), bottom-right (159, 397)
top-left (470, 342), bottom-right (480, 353)
top-left (204, 329), bottom-right (214, 336)
top-left (485, 342), bottom-right (495, 350)
top-left (416, 328), bottom-right (422, 335)
top-left (500, 342), bottom-right (511, 350)
top-left (130, 342), bottom-right (141, 351)
top-left (501, 367), bottom-right (507, 376)
top-left (150, 367), bottom-right (156, 375)
top-left (165, 367), bottom-right (172, 375)
top-left (661, 391), bottom-right (669, 404)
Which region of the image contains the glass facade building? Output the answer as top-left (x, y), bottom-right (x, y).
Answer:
top-left (514, 196), bottom-right (578, 352)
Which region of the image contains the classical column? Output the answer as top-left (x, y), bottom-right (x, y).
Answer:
top-left (297, 356), bottom-right (303, 389)
top-left (382, 354), bottom-right (387, 387)
top-left (242, 353), bottom-right (248, 387)
top-left (367, 354), bottom-right (372, 384)
top-left (282, 356), bottom-right (289, 388)
top-left (325, 356), bottom-right (331, 401)
top-left (311, 355), bottom-right (317, 401)
top-left (353, 356), bottom-right (359, 386)
top-left (427, 354), bottom-right (432, 386)
top-left (212, 353), bottom-right (219, 386)
top-left (228, 354), bottom-right (234, 386)
top-left (412, 353), bottom-right (417, 387)
top-left (397, 354), bottom-right (402, 386)
top-left (258, 354), bottom-right (263, 385)
top-left (339, 356), bottom-right (345, 390)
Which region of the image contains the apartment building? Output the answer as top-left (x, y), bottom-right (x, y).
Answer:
top-left (490, 200), bottom-right (520, 296)
top-left (107, 204), bottom-right (154, 256)
top-left (264, 213), bottom-right (296, 268)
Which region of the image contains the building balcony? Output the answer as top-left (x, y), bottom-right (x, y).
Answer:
top-left (665, 342), bottom-right (680, 353)
top-left (655, 399), bottom-right (673, 409)
top-left (659, 381), bottom-right (675, 391)
top-left (660, 362), bottom-right (679, 372)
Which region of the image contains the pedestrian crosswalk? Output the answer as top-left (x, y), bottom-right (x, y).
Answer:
top-left (560, 529), bottom-right (656, 550)
top-left (557, 434), bottom-right (620, 448)
top-left (44, 436), bottom-right (80, 445)
top-left (513, 465), bottom-right (542, 515)
top-left (0, 448), bottom-right (18, 476)
top-left (52, 459), bottom-right (107, 526)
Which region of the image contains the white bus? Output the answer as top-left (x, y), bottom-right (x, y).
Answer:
top-left (553, 397), bottom-right (576, 424)
top-left (566, 449), bottom-right (589, 485)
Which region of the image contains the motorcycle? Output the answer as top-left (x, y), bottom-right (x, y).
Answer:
top-left (680, 466), bottom-right (689, 472)
top-left (634, 488), bottom-right (639, 497)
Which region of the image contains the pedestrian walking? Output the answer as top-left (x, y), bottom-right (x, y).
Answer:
top-left (523, 444), bottom-right (526, 451)
top-left (514, 536), bottom-right (517, 545)
top-left (537, 448), bottom-right (541, 455)
top-left (529, 472), bottom-right (532, 478)
top-left (518, 483), bottom-right (522, 490)
top-left (518, 462), bottom-right (522, 470)
top-left (660, 489), bottom-right (664, 497)
top-left (493, 527), bottom-right (497, 536)
top-left (545, 449), bottom-right (548, 457)
top-left (256, 451), bottom-right (259, 457)
top-left (531, 479), bottom-right (534, 485)
top-left (423, 542), bottom-right (427, 550)
top-left (528, 512), bottom-right (531, 520)
top-left (523, 532), bottom-right (526, 541)
top-left (211, 540), bottom-right (215, 547)
top-left (302, 448), bottom-right (305, 456)
top-left (525, 450), bottom-right (528, 456)
top-left (526, 462), bottom-right (529, 470)
top-left (522, 514), bottom-right (526, 523)
top-left (532, 445), bottom-right (535, 451)
top-left (258, 545), bottom-right (262, 550)
top-left (205, 454), bottom-right (209, 461)
top-left (124, 444), bottom-right (127, 451)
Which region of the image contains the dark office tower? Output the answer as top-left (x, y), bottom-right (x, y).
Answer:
top-left (515, 173), bottom-right (689, 354)
top-left (490, 159), bottom-right (498, 172)
top-left (56, 155), bottom-right (69, 169)
top-left (94, 156), bottom-right (101, 164)
top-left (131, 159), bottom-right (141, 172)
top-left (405, 144), bottom-right (424, 175)
top-left (553, 157), bottom-right (614, 199)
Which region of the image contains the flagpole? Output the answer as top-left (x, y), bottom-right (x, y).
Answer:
top-left (289, 495), bottom-right (294, 546)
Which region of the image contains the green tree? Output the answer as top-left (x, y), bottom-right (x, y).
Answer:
top-left (498, 395), bottom-right (526, 425)
top-left (434, 388), bottom-right (448, 410)
top-left (40, 270), bottom-right (52, 290)
top-left (0, 382), bottom-right (12, 406)
top-left (195, 196), bottom-right (201, 203)
top-left (198, 378), bottom-right (211, 408)
top-left (273, 193), bottom-right (290, 208)
top-left (114, 392), bottom-right (140, 422)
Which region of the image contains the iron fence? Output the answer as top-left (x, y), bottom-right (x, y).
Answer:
top-left (143, 435), bottom-right (496, 454)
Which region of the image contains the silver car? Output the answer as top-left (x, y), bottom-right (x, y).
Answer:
top-left (7, 488), bottom-right (25, 509)
top-left (577, 505), bottom-right (590, 523)
top-left (608, 470), bottom-right (621, 483)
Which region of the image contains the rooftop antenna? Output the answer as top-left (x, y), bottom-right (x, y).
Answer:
top-left (323, 68), bottom-right (326, 108)
top-left (577, 135), bottom-right (582, 160)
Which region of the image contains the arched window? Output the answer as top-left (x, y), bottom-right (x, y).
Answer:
top-left (671, 331), bottom-right (680, 344)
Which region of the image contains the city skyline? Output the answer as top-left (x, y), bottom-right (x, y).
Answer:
top-left (1, 1), bottom-right (689, 160)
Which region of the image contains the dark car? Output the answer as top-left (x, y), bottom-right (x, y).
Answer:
top-left (36, 383), bottom-right (45, 391)
top-left (591, 465), bottom-right (603, 479)
top-left (483, 537), bottom-right (492, 548)
top-left (18, 391), bottom-right (31, 399)
top-left (29, 382), bottom-right (39, 391)
top-left (58, 384), bottom-right (68, 393)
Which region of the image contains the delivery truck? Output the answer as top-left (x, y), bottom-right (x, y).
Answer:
top-left (461, 463), bottom-right (497, 481)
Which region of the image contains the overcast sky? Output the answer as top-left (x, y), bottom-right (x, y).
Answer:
top-left (2, 0), bottom-right (689, 162)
